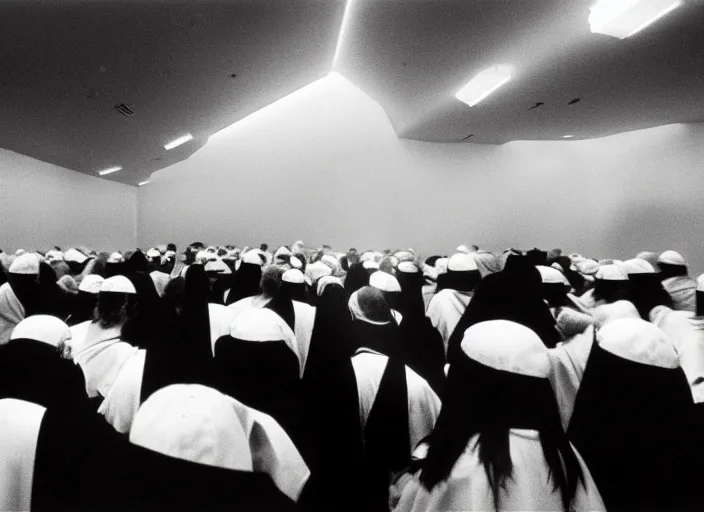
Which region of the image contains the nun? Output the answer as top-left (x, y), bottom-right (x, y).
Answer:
top-left (0, 315), bottom-right (92, 414)
top-left (427, 253), bottom-right (482, 356)
top-left (578, 264), bottom-right (630, 310)
top-left (0, 385), bottom-right (309, 511)
top-left (344, 262), bottom-right (371, 295)
top-left (70, 276), bottom-right (141, 406)
top-left (141, 263), bottom-right (213, 403)
top-left (370, 270), bottom-right (405, 324)
top-left (0, 253), bottom-right (42, 344)
top-left (658, 250), bottom-right (697, 312)
top-left (650, 294), bottom-right (704, 402)
top-left (548, 301), bottom-right (640, 431)
top-left (392, 321), bottom-right (604, 512)
top-left (536, 265), bottom-right (582, 314)
top-left (349, 287), bottom-right (441, 510)
top-left (128, 385), bottom-right (309, 509)
top-left (568, 317), bottom-right (697, 510)
top-left (214, 307), bottom-right (304, 447)
top-left (104, 251), bottom-right (125, 278)
top-left (67, 274), bottom-right (104, 326)
top-left (64, 248), bottom-right (90, 275)
top-left (447, 257), bottom-right (561, 363)
top-left (299, 277), bottom-right (367, 511)
top-left (395, 262), bottom-right (446, 395)
top-left (620, 258), bottom-right (673, 319)
top-left (269, 269), bottom-right (317, 374)
top-left (224, 250), bottom-right (264, 306)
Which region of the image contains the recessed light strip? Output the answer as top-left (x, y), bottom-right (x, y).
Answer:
top-left (589, 0), bottom-right (682, 39)
top-left (164, 134), bottom-right (193, 150)
top-left (626, 0), bottom-right (681, 37)
top-left (138, 180), bottom-right (151, 187)
top-left (562, 135), bottom-right (574, 139)
top-left (98, 166), bottom-right (122, 176)
top-left (455, 66), bottom-right (512, 107)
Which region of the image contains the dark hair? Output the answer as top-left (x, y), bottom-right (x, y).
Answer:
top-left (94, 292), bottom-right (138, 328)
top-left (420, 356), bottom-right (584, 511)
top-left (167, 243), bottom-right (177, 252)
top-left (260, 243), bottom-right (269, 252)
top-left (163, 277), bottom-right (186, 313)
top-left (261, 265), bottom-right (284, 297)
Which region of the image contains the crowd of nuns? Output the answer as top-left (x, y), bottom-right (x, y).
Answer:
top-left (1, 241), bottom-right (704, 512)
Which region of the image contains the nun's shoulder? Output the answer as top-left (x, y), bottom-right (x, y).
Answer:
top-left (69, 320), bottom-right (92, 341)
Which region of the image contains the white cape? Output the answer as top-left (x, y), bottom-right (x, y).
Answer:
top-left (426, 289), bottom-right (472, 356)
top-left (352, 350), bottom-right (441, 451)
top-left (0, 399), bottom-right (46, 512)
top-left (392, 430), bottom-right (605, 512)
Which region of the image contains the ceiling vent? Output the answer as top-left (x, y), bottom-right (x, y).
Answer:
top-left (115, 103), bottom-right (135, 117)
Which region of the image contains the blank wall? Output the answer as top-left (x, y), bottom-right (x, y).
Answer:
top-left (0, 148), bottom-right (137, 253)
top-left (138, 73), bottom-right (704, 274)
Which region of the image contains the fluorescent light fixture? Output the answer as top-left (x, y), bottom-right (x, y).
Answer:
top-left (164, 133), bottom-right (193, 150)
top-left (562, 135), bottom-right (575, 138)
top-left (98, 166), bottom-right (122, 176)
top-left (589, 0), bottom-right (682, 39)
top-left (455, 65), bottom-right (512, 107)
top-left (138, 180), bottom-right (151, 186)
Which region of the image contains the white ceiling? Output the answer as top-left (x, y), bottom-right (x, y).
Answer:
top-left (0, 0), bottom-right (345, 185)
top-left (1, 0), bottom-right (702, 184)
top-left (335, 0), bottom-right (704, 144)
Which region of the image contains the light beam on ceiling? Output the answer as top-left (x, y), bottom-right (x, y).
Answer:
top-left (332, 0), bottom-right (355, 70)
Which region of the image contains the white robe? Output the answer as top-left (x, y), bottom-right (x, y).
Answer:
top-left (98, 349), bottom-right (146, 434)
top-left (548, 327), bottom-right (594, 430)
top-left (0, 399), bottom-right (46, 512)
top-left (0, 282), bottom-right (24, 345)
top-left (662, 276), bottom-right (697, 313)
top-left (352, 350), bottom-right (441, 451)
top-left (650, 306), bottom-right (704, 402)
top-left (392, 430), bottom-right (605, 512)
top-left (70, 321), bottom-right (139, 399)
top-left (426, 289), bottom-right (472, 356)
top-left (208, 303), bottom-right (242, 354)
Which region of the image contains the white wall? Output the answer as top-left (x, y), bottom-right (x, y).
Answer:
top-left (136, 73), bottom-right (704, 274)
top-left (0, 148), bottom-right (138, 253)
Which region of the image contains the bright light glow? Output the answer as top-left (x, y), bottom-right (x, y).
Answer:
top-left (589, 0), bottom-right (682, 39)
top-left (164, 133), bottom-right (194, 150)
top-left (138, 180), bottom-right (151, 186)
top-left (562, 135), bottom-right (575, 138)
top-left (455, 66), bottom-right (512, 107)
top-left (98, 166), bottom-right (122, 176)
top-left (332, 0), bottom-right (355, 69)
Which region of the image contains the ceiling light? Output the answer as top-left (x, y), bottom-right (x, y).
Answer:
top-left (589, 0), bottom-right (682, 39)
top-left (455, 66), bottom-right (512, 107)
top-left (332, 0), bottom-right (356, 69)
top-left (138, 180), bottom-right (151, 186)
top-left (164, 134), bottom-right (193, 150)
top-left (98, 166), bottom-right (122, 176)
top-left (562, 135), bottom-right (575, 138)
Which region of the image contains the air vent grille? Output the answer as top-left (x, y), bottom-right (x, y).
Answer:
top-left (115, 103), bottom-right (135, 117)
